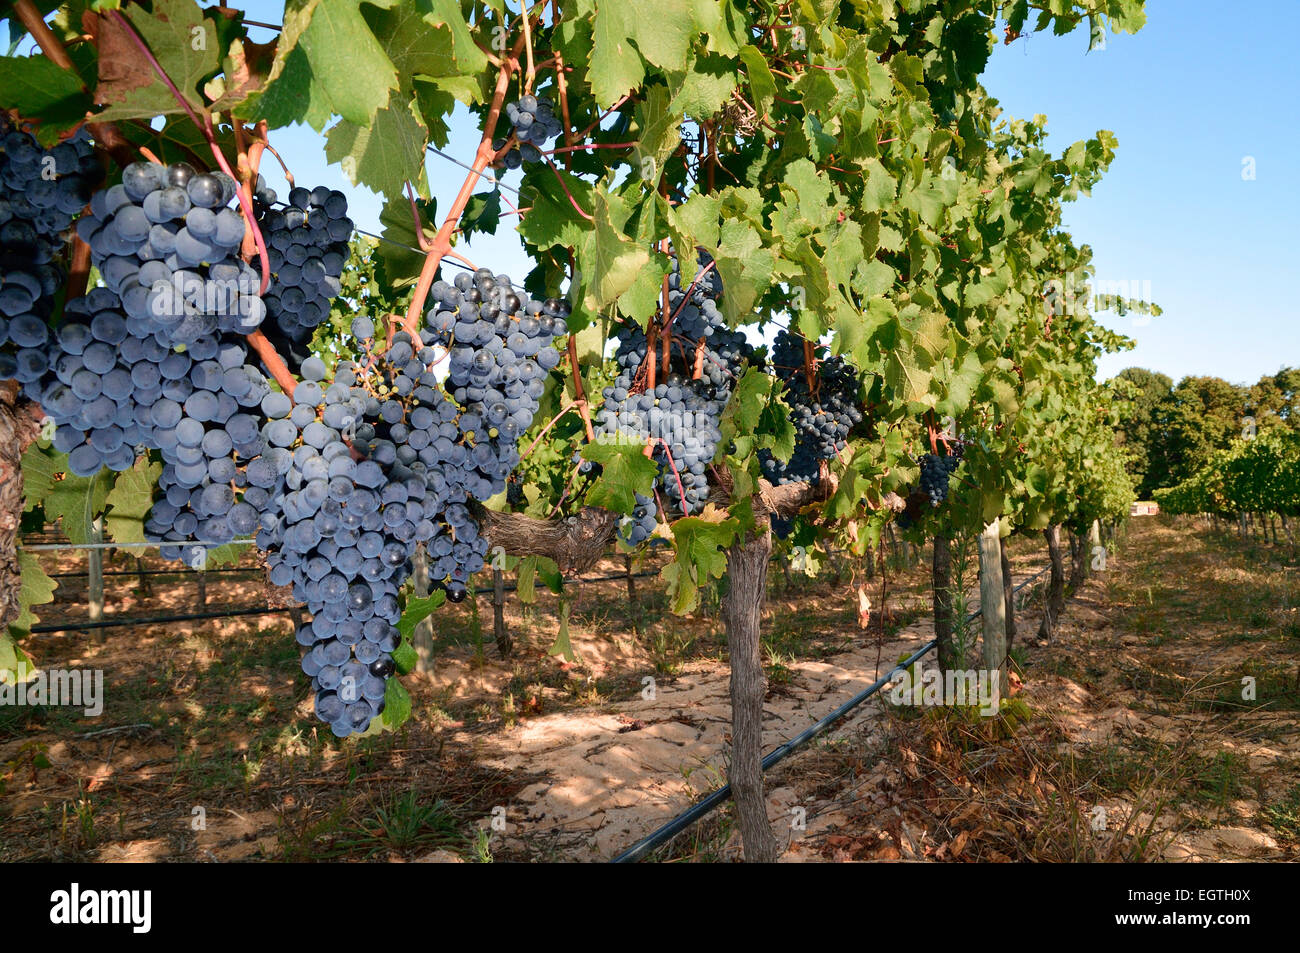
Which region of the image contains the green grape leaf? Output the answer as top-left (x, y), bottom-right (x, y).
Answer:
top-left (547, 595), bottom-right (575, 661)
top-left (379, 677), bottom-right (412, 729)
top-left (391, 637), bottom-right (418, 675)
top-left (0, 55), bottom-right (92, 142)
top-left (94, 0), bottom-right (223, 123)
top-left (460, 189), bottom-right (502, 239)
top-left (580, 439), bottom-right (660, 514)
top-left (103, 457), bottom-right (163, 545)
top-left (398, 591), bottom-right (445, 641)
top-left (6, 551), bottom-right (57, 640)
top-left (324, 90), bottom-right (429, 199)
top-left (239, 0), bottom-right (400, 129)
top-left (661, 511), bottom-right (740, 614)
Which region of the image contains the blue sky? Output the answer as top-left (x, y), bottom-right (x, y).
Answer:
top-left (982, 1), bottom-right (1300, 386)
top-left (21, 1), bottom-right (1299, 387)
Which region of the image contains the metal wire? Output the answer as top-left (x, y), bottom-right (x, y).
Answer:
top-left (611, 563), bottom-right (1053, 863)
top-left (426, 145), bottom-right (523, 197)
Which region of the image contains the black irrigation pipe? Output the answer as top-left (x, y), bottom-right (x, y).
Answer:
top-left (28, 606), bottom-right (297, 634)
top-left (48, 567), bottom-right (262, 579)
top-left (611, 563), bottom-right (1052, 863)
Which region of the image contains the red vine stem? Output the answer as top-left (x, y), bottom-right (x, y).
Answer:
top-left (246, 330), bottom-right (297, 397)
top-left (576, 94), bottom-right (630, 141)
top-left (545, 158), bottom-right (593, 220)
top-left (262, 140), bottom-right (294, 186)
top-left (401, 32), bottom-right (528, 339)
top-left (540, 141), bottom-right (638, 156)
top-left (552, 0), bottom-right (575, 172)
top-left (567, 336), bottom-right (596, 441)
top-left (655, 438), bottom-right (688, 512)
top-left (522, 399), bottom-right (577, 459)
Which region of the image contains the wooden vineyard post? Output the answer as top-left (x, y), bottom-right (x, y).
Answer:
top-left (87, 520), bottom-right (104, 623)
top-left (977, 520), bottom-right (1009, 698)
top-left (411, 544), bottom-right (436, 673)
top-left (492, 568), bottom-right (510, 657)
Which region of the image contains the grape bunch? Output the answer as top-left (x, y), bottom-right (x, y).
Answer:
top-left (494, 94), bottom-right (563, 168)
top-left (919, 452), bottom-right (962, 506)
top-left (761, 330), bottom-right (863, 485)
top-left (0, 125), bottom-right (101, 381)
top-left (617, 492), bottom-right (659, 547)
top-left (75, 161), bottom-right (265, 348)
top-left (252, 182), bottom-right (350, 345)
top-left (59, 288), bottom-right (267, 478)
top-left (593, 251), bottom-right (751, 528)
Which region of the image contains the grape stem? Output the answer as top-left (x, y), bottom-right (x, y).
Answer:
top-left (521, 399), bottom-right (578, 459)
top-left (566, 336), bottom-right (596, 441)
top-left (544, 158), bottom-right (594, 221)
top-left (67, 236), bottom-right (92, 301)
top-left (521, 0), bottom-right (536, 90)
top-left (246, 330), bottom-right (297, 397)
top-left (539, 141), bottom-right (639, 157)
top-left (655, 439), bottom-right (689, 515)
top-left (400, 31), bottom-right (529, 340)
top-left (551, 0), bottom-right (575, 171)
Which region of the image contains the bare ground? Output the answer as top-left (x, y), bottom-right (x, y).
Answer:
top-left (1, 518), bottom-right (1295, 862)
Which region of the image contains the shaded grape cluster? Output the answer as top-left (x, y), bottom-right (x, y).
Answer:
top-left (0, 125), bottom-right (101, 382)
top-left (618, 492), bottom-right (659, 547)
top-left (252, 181), bottom-right (350, 345)
top-left (494, 94), bottom-right (563, 168)
top-left (761, 330), bottom-right (863, 485)
top-left (594, 251), bottom-right (751, 530)
top-left (919, 451), bottom-right (962, 506)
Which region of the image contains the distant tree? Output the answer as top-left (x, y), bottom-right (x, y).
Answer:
top-left (1111, 367), bottom-right (1173, 497)
top-left (1146, 376), bottom-right (1249, 492)
top-left (1248, 367), bottom-right (1300, 431)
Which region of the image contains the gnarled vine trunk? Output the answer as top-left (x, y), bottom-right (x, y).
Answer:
top-left (1000, 539), bottom-right (1016, 654)
top-left (0, 382), bottom-right (39, 628)
top-left (1038, 525), bottom-right (1066, 642)
top-left (722, 527), bottom-right (779, 863)
top-left (1068, 529), bottom-right (1087, 589)
top-left (932, 532), bottom-right (957, 671)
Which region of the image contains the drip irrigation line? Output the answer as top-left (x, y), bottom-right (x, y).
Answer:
top-left (611, 563), bottom-right (1052, 863)
top-left (28, 605), bottom-right (297, 634)
top-left (19, 540), bottom-right (253, 552)
top-left (47, 567), bottom-right (261, 579)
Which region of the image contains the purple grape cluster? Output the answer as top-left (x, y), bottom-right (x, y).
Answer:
top-left (494, 94), bottom-right (563, 168)
top-left (252, 181), bottom-right (350, 345)
top-left (593, 251), bottom-right (750, 530)
top-left (761, 330), bottom-right (863, 485)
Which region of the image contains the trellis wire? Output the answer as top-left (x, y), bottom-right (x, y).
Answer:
top-left (426, 144), bottom-right (523, 197)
